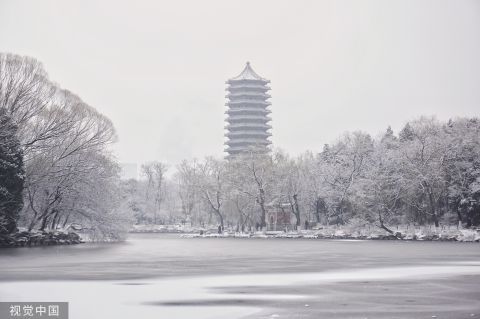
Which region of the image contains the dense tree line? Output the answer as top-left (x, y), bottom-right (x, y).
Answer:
top-left (5, 54), bottom-right (477, 239)
top-left (0, 53), bottom-right (131, 239)
top-left (128, 117), bottom-right (480, 232)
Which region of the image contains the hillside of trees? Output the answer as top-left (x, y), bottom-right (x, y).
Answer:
top-left (0, 53), bottom-right (132, 242)
top-left (127, 117), bottom-right (480, 234)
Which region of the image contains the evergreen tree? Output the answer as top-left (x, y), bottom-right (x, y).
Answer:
top-left (0, 109), bottom-right (24, 234)
top-left (399, 123), bottom-right (414, 141)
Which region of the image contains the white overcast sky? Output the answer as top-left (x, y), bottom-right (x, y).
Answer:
top-left (1, 0), bottom-right (479, 166)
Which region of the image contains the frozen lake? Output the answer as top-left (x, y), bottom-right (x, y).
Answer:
top-left (1, 233), bottom-right (480, 319)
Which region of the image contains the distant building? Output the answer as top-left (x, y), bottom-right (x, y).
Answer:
top-left (120, 163), bottom-right (138, 180)
top-left (224, 62), bottom-right (272, 157)
top-left (266, 203), bottom-right (293, 231)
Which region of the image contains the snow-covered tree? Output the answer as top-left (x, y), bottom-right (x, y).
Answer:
top-left (197, 157), bottom-right (226, 229)
top-left (274, 150), bottom-right (303, 229)
top-left (141, 161), bottom-right (168, 224)
top-left (398, 117), bottom-right (447, 227)
top-left (443, 118), bottom-right (480, 227)
top-left (319, 132), bottom-right (374, 224)
top-left (227, 150), bottom-right (275, 229)
top-left (175, 159), bottom-right (201, 224)
top-left (1, 53), bottom-right (132, 239)
top-left (0, 109), bottom-right (24, 233)
top-left (360, 127), bottom-right (406, 234)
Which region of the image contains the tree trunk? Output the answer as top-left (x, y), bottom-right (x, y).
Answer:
top-left (216, 210), bottom-right (224, 229)
top-left (428, 192), bottom-right (439, 227)
top-left (456, 208), bottom-right (463, 225)
top-left (39, 213), bottom-right (49, 231)
top-left (292, 194), bottom-right (301, 227)
top-left (378, 212), bottom-right (400, 238)
top-left (28, 212), bottom-right (37, 232)
top-left (314, 198), bottom-right (321, 223)
top-left (50, 210), bottom-right (59, 230)
top-left (258, 188), bottom-right (267, 229)
top-left (337, 203), bottom-right (345, 225)
top-left (62, 213), bottom-right (70, 228)
top-left (423, 181), bottom-right (440, 228)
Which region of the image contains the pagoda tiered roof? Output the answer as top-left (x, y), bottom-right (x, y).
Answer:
top-left (226, 114), bottom-right (272, 122)
top-left (226, 100), bottom-right (271, 106)
top-left (224, 62), bottom-right (272, 157)
top-left (226, 92), bottom-right (271, 99)
top-left (227, 84), bottom-right (271, 92)
top-left (226, 138), bottom-right (271, 147)
top-left (225, 108), bottom-right (271, 115)
top-left (225, 123), bottom-right (272, 130)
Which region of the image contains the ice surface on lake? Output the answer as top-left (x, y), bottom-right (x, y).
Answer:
top-left (1, 234), bottom-right (480, 319)
top-left (1, 262), bottom-right (479, 319)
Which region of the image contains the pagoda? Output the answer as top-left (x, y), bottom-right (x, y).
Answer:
top-left (225, 62), bottom-right (272, 157)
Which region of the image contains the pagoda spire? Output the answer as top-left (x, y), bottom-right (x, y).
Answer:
top-left (228, 62), bottom-right (269, 83)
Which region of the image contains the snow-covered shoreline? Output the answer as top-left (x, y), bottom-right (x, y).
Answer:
top-left (181, 228), bottom-right (480, 242)
top-left (128, 224), bottom-right (480, 242)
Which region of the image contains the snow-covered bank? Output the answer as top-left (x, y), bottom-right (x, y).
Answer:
top-left (130, 223), bottom-right (480, 242)
top-left (130, 224), bottom-right (210, 234)
top-left (0, 230), bottom-right (83, 248)
top-left (181, 227), bottom-right (480, 242)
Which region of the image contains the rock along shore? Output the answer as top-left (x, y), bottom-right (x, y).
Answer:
top-left (0, 230), bottom-right (83, 248)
